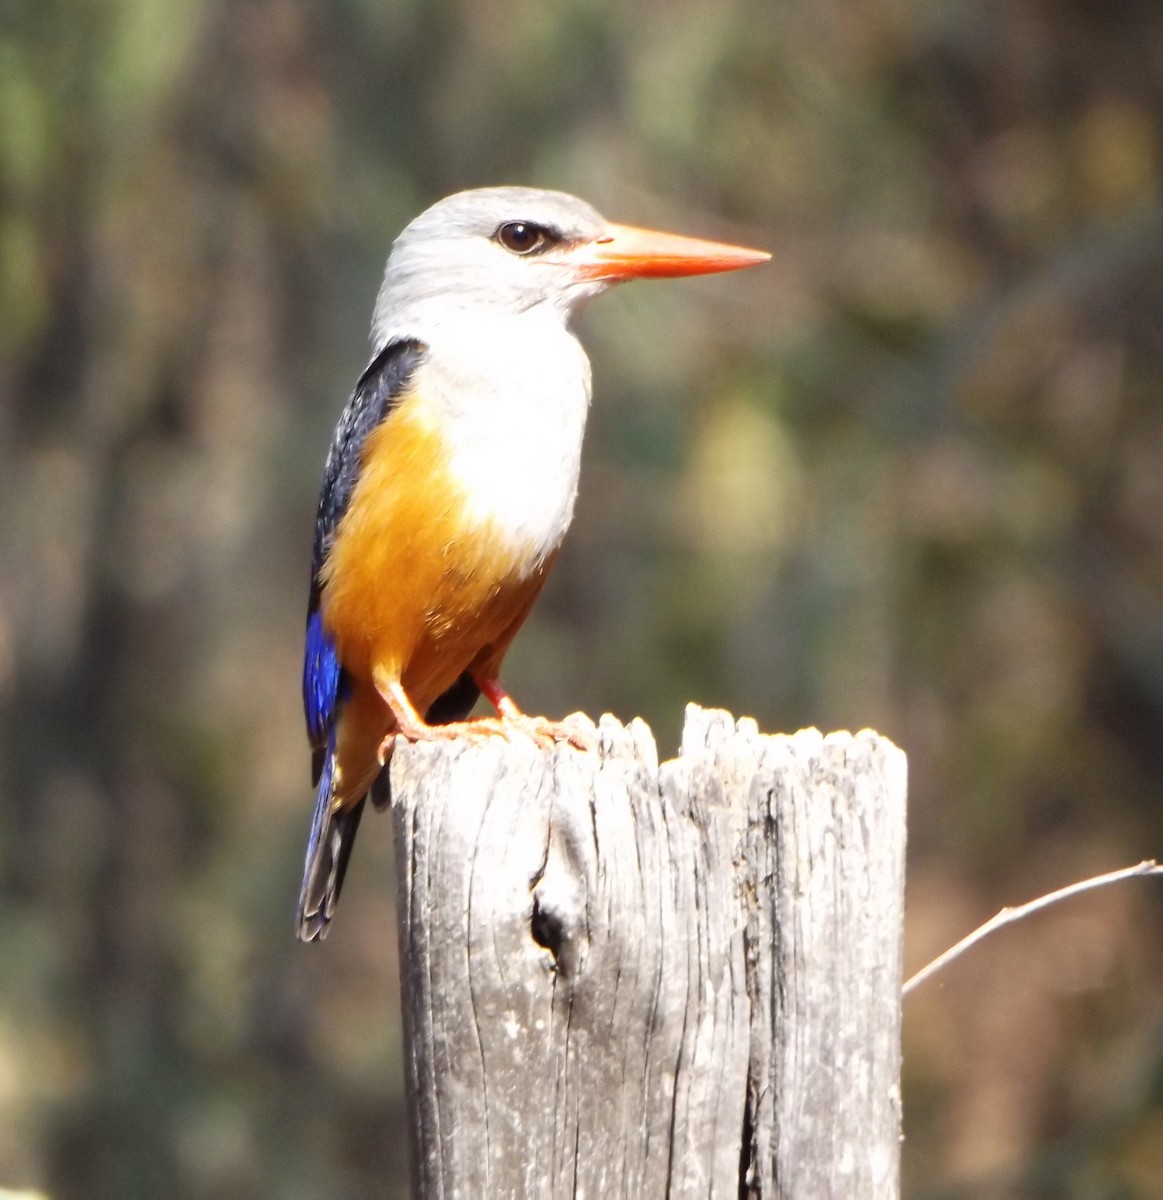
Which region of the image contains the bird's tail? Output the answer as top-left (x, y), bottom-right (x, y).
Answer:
top-left (296, 741), bottom-right (369, 942)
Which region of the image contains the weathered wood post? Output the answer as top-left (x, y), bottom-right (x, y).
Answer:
top-left (391, 705), bottom-right (907, 1198)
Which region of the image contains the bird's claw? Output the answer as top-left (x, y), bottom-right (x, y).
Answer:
top-left (504, 714), bottom-right (596, 753)
top-left (378, 714), bottom-right (594, 761)
top-left (378, 718), bottom-right (502, 762)
top-left (377, 733), bottom-right (398, 765)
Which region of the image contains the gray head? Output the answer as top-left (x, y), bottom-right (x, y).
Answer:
top-left (370, 186), bottom-right (771, 349)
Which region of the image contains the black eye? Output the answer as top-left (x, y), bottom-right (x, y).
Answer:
top-left (496, 221), bottom-right (553, 255)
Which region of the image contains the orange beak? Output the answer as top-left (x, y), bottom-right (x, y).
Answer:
top-left (570, 221), bottom-right (770, 282)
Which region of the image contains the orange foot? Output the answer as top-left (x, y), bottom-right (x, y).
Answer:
top-left (488, 711), bottom-right (595, 752)
top-left (377, 715), bottom-right (512, 764)
top-left (378, 713), bottom-right (595, 763)
top-left (476, 676), bottom-right (596, 752)
top-left (375, 674), bottom-right (595, 763)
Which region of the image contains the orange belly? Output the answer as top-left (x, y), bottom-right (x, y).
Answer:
top-left (319, 395), bottom-right (555, 802)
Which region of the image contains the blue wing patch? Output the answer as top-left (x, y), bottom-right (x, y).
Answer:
top-left (303, 609), bottom-right (341, 748)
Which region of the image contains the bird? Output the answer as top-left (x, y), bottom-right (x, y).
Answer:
top-left (297, 186), bottom-right (769, 940)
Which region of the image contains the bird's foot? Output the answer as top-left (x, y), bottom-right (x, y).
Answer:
top-left (375, 675), bottom-right (595, 762)
top-left (499, 713), bottom-right (596, 753)
top-left (377, 717), bottom-right (507, 763)
top-left (377, 713), bottom-right (593, 763)
top-left (485, 686), bottom-right (596, 752)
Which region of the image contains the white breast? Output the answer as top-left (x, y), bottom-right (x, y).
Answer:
top-left (415, 313), bottom-right (593, 574)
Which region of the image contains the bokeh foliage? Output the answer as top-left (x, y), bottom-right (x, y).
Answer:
top-left (1, 0), bottom-right (1162, 1196)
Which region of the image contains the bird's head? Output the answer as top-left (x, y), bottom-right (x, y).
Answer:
top-left (371, 186), bottom-right (769, 346)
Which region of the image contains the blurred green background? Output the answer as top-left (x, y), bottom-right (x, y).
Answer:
top-left (2, 0), bottom-right (1163, 1196)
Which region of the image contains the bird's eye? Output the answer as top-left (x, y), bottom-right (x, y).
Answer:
top-left (496, 221), bottom-right (553, 255)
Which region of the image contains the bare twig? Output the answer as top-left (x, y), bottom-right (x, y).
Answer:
top-left (903, 859), bottom-right (1163, 996)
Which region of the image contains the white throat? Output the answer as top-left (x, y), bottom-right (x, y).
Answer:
top-left (408, 312), bottom-right (593, 572)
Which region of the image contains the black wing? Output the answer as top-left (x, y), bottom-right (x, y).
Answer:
top-left (302, 338), bottom-right (427, 764)
top-left (310, 338), bottom-right (429, 614)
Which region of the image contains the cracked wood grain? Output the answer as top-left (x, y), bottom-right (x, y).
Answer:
top-left (390, 706), bottom-right (906, 1199)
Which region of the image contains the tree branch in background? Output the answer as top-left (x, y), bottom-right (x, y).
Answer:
top-left (903, 860), bottom-right (1163, 996)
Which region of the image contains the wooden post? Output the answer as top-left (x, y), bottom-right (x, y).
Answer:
top-left (390, 705), bottom-right (907, 1199)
